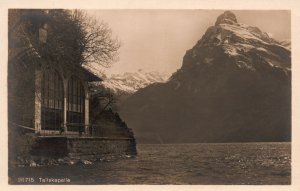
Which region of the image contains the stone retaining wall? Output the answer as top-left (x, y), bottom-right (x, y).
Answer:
top-left (67, 137), bottom-right (137, 160)
top-left (10, 136), bottom-right (137, 167)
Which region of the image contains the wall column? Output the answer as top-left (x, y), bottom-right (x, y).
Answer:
top-left (63, 78), bottom-right (68, 134)
top-left (34, 69), bottom-right (42, 133)
top-left (85, 96), bottom-right (89, 135)
top-left (63, 96), bottom-right (67, 133)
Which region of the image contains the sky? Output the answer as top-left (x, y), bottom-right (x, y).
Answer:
top-left (87, 10), bottom-right (291, 76)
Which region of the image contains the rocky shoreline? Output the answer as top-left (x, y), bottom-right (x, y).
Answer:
top-left (11, 154), bottom-right (136, 168)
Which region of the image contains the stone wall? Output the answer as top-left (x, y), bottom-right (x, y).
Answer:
top-left (67, 137), bottom-right (137, 161)
top-left (9, 136), bottom-right (137, 167)
top-left (30, 137), bottom-right (69, 158)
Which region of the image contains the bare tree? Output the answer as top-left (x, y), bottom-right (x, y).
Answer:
top-left (9, 9), bottom-right (120, 72)
top-left (89, 83), bottom-right (117, 122)
top-left (72, 10), bottom-right (121, 68)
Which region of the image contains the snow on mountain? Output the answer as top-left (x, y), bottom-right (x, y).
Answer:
top-left (98, 69), bottom-right (170, 94)
top-left (120, 11), bottom-right (291, 143)
top-left (181, 11), bottom-right (290, 73)
top-left (279, 39), bottom-right (291, 50)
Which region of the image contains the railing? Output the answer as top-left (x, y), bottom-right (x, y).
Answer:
top-left (35, 123), bottom-right (85, 137)
top-left (34, 122), bottom-right (134, 139)
top-left (88, 124), bottom-right (134, 139)
top-left (8, 121), bottom-right (35, 134)
top-left (9, 121), bottom-right (134, 139)
top-left (66, 123), bottom-right (85, 136)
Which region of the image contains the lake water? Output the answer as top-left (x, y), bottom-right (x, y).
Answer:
top-left (9, 142), bottom-right (291, 184)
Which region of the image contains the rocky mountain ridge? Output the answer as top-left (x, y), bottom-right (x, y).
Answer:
top-left (119, 11), bottom-right (291, 143)
top-left (180, 11), bottom-right (290, 72)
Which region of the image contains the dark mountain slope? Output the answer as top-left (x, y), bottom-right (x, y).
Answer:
top-left (120, 11), bottom-right (291, 143)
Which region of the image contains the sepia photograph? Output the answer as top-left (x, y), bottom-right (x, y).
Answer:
top-left (4, 4), bottom-right (295, 187)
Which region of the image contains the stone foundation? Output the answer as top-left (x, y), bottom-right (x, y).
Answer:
top-left (67, 137), bottom-right (137, 160)
top-left (10, 135), bottom-right (137, 167)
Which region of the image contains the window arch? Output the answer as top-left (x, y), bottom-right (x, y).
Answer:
top-left (67, 76), bottom-right (85, 132)
top-left (41, 68), bottom-right (64, 131)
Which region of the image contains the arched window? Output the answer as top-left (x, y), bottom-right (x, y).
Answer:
top-left (67, 76), bottom-right (85, 132)
top-left (41, 69), bottom-right (63, 131)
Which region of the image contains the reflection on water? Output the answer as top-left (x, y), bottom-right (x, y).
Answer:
top-left (9, 142), bottom-right (291, 184)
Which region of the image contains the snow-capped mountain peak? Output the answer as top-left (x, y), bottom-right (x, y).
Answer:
top-left (182, 11), bottom-right (290, 72)
top-left (98, 70), bottom-right (170, 94)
